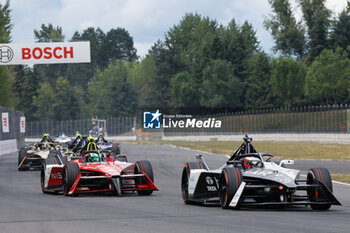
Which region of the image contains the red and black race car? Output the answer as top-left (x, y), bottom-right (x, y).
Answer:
top-left (41, 149), bottom-right (158, 196)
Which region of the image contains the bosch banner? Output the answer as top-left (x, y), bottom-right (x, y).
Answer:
top-left (20, 116), bottom-right (25, 133)
top-left (2, 112), bottom-right (9, 133)
top-left (0, 41), bottom-right (90, 65)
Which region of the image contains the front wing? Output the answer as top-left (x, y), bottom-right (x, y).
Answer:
top-left (187, 171), bottom-right (341, 207)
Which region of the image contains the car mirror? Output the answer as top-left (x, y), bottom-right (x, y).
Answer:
top-left (279, 160), bottom-right (294, 166)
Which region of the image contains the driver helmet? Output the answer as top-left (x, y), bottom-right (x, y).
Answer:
top-left (243, 157), bottom-right (261, 169)
top-left (75, 131), bottom-right (82, 138)
top-left (88, 134), bottom-right (95, 142)
top-left (89, 152), bottom-right (101, 162)
top-left (86, 135), bottom-right (97, 151)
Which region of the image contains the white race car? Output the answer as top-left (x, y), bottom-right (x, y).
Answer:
top-left (181, 135), bottom-right (341, 210)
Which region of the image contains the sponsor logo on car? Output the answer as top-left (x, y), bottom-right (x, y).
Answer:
top-left (206, 176), bottom-right (214, 185)
top-left (207, 186), bottom-right (217, 191)
top-left (50, 173), bottom-right (62, 179)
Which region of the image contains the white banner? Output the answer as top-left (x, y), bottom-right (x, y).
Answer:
top-left (2, 112), bottom-right (9, 133)
top-left (0, 139), bottom-right (17, 156)
top-left (20, 116), bottom-right (25, 133)
top-left (0, 41), bottom-right (90, 65)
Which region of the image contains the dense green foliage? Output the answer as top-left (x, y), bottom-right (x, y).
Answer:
top-left (0, 0), bottom-right (13, 108)
top-left (271, 57), bottom-right (307, 108)
top-left (264, 0), bottom-right (306, 59)
top-left (1, 1), bottom-right (350, 120)
top-left (306, 48), bottom-right (350, 105)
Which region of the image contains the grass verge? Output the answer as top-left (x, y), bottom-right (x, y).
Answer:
top-left (133, 140), bottom-right (350, 161)
top-left (331, 174), bottom-right (350, 184)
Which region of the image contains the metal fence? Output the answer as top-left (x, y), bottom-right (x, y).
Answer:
top-left (162, 105), bottom-right (349, 136)
top-left (0, 106), bottom-right (25, 148)
top-left (25, 117), bottom-right (136, 138)
top-left (25, 105), bottom-right (350, 138)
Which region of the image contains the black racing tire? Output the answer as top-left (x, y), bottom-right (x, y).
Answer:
top-left (45, 157), bottom-right (59, 165)
top-left (48, 150), bottom-right (65, 165)
top-left (18, 148), bottom-right (29, 171)
top-left (307, 167), bottom-right (332, 210)
top-left (181, 163), bottom-right (191, 204)
top-left (219, 166), bottom-right (242, 209)
top-left (112, 143), bottom-right (120, 155)
top-left (61, 156), bottom-right (68, 164)
top-left (62, 162), bottom-right (80, 196)
top-left (135, 161), bottom-right (154, 195)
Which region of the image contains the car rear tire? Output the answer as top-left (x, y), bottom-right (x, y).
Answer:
top-left (219, 166), bottom-right (242, 209)
top-left (48, 150), bottom-right (65, 164)
top-left (135, 161), bottom-right (154, 195)
top-left (112, 143), bottom-right (120, 155)
top-left (18, 148), bottom-right (28, 171)
top-left (307, 167), bottom-right (332, 210)
top-left (62, 162), bottom-right (80, 196)
top-left (45, 157), bottom-right (60, 165)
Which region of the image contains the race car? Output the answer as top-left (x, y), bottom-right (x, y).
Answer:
top-left (67, 132), bottom-right (87, 153)
top-left (18, 133), bottom-right (58, 171)
top-left (68, 133), bottom-right (120, 155)
top-left (55, 133), bottom-right (73, 146)
top-left (40, 139), bottom-right (157, 196)
top-left (95, 133), bottom-right (120, 155)
top-left (181, 135), bottom-right (341, 210)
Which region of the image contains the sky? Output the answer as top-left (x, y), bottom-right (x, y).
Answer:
top-left (5, 0), bottom-right (349, 58)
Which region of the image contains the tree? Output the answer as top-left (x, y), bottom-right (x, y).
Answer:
top-left (200, 59), bottom-right (242, 110)
top-left (32, 82), bottom-right (56, 121)
top-left (147, 40), bottom-right (175, 107)
top-left (221, 19), bottom-right (259, 80)
top-left (264, 0), bottom-right (306, 59)
top-left (245, 53), bottom-right (274, 109)
top-left (148, 13), bottom-right (259, 109)
top-left (71, 27), bottom-right (105, 68)
top-left (299, 0), bottom-right (331, 62)
top-left (88, 60), bottom-right (137, 117)
top-left (54, 77), bottom-right (80, 120)
top-left (170, 71), bottom-right (199, 108)
top-left (66, 27), bottom-right (106, 91)
top-left (13, 66), bottom-right (44, 120)
top-left (99, 28), bottom-right (137, 69)
top-left (270, 57), bottom-right (306, 108)
top-left (34, 23), bottom-right (64, 42)
top-left (306, 48), bottom-right (350, 105)
top-left (0, 0), bottom-right (12, 43)
top-left (0, 0), bottom-right (14, 108)
top-left (127, 55), bottom-right (156, 107)
top-left (33, 24), bottom-right (67, 87)
top-left (330, 4), bottom-right (350, 51)
top-left (166, 13), bottom-right (219, 77)
top-left (0, 65), bottom-right (14, 107)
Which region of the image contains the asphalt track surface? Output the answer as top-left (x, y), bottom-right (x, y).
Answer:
top-left (1, 143), bottom-right (350, 233)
